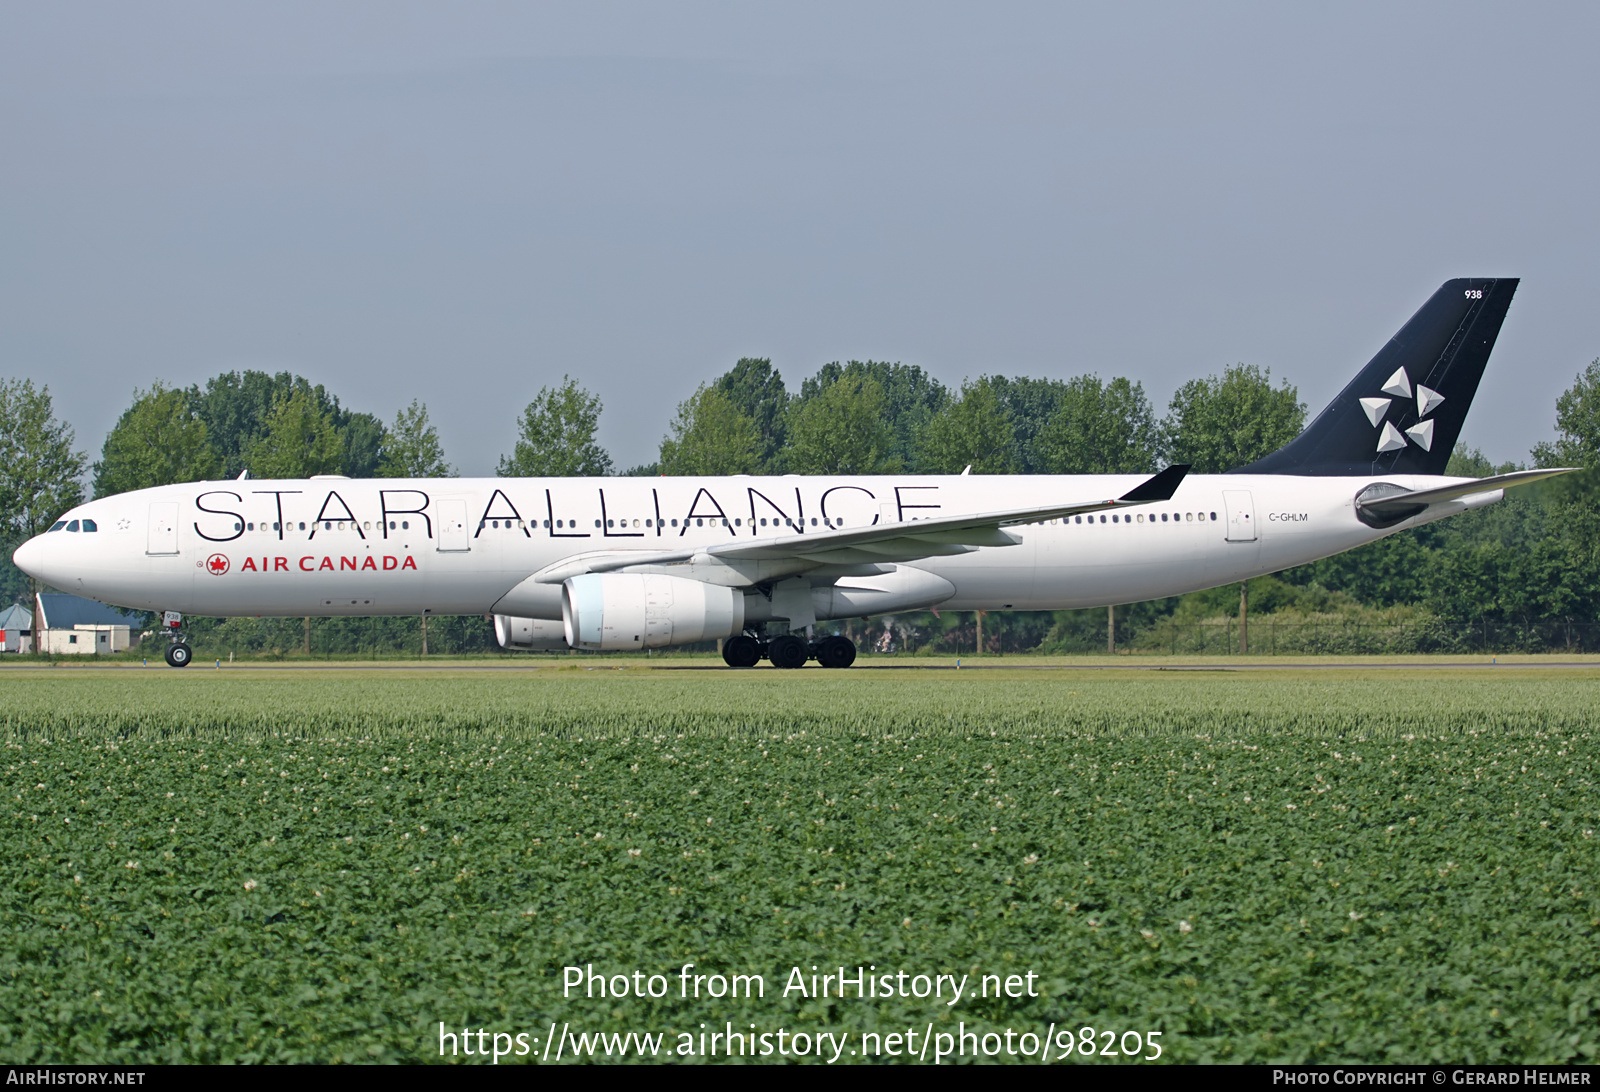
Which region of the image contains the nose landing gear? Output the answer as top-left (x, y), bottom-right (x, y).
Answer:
top-left (161, 610), bottom-right (192, 668)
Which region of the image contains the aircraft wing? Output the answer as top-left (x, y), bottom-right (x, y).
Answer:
top-left (1356, 467), bottom-right (1580, 518)
top-left (531, 465), bottom-right (1190, 582)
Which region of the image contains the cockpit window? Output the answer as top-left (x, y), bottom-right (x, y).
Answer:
top-left (49, 521), bottom-right (67, 532)
top-left (81, 519), bottom-right (98, 532)
top-left (65, 520), bottom-right (80, 532)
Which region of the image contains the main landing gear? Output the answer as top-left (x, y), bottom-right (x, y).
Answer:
top-left (720, 632), bottom-right (857, 669)
top-left (161, 610), bottom-right (192, 668)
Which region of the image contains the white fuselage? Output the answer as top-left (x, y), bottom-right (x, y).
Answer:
top-left (17, 472), bottom-right (1492, 620)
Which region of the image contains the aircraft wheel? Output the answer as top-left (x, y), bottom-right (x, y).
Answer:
top-left (816, 635), bottom-right (857, 669)
top-left (165, 642), bottom-right (193, 668)
top-left (767, 634), bottom-right (809, 669)
top-left (722, 635), bottom-right (761, 668)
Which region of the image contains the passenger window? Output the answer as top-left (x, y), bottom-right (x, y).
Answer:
top-left (400, 521), bottom-right (407, 530)
top-left (671, 519), bottom-right (678, 527)
top-left (1210, 512), bottom-right (1217, 521)
top-left (594, 520), bottom-right (602, 528)
top-left (644, 519), bottom-right (651, 527)
top-left (247, 522), bottom-right (254, 531)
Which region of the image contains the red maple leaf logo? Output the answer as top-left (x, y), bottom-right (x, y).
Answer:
top-left (206, 554), bottom-right (230, 575)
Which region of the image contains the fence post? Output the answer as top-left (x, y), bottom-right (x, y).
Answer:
top-left (1239, 582), bottom-right (1249, 655)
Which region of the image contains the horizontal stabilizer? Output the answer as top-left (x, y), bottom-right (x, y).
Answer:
top-left (1356, 467), bottom-right (1580, 518)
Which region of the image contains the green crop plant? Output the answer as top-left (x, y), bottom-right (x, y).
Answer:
top-left (0, 667), bottom-right (1596, 1063)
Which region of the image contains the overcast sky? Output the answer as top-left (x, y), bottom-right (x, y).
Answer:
top-left (4, 1), bottom-right (1597, 476)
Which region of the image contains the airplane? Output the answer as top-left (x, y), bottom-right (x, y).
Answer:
top-left (12, 278), bottom-right (1576, 668)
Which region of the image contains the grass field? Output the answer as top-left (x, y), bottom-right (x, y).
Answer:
top-left (2, 665), bottom-right (1597, 1064)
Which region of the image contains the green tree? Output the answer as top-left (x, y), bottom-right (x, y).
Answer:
top-left (1162, 363), bottom-right (1305, 472)
top-left (918, 377), bottom-right (1018, 474)
top-left (379, 400), bottom-right (455, 478)
top-left (796, 361), bottom-right (948, 471)
top-left (784, 374), bottom-right (895, 475)
top-left (985, 375), bottom-right (1066, 473)
top-left (0, 379), bottom-right (87, 540)
top-left (658, 385), bottom-right (761, 475)
top-left (1533, 359), bottom-right (1600, 469)
top-left (243, 388), bottom-right (344, 479)
top-left (339, 412), bottom-right (387, 478)
top-left (1531, 358), bottom-right (1600, 505)
top-left (192, 371), bottom-right (383, 479)
top-left (711, 358), bottom-right (790, 471)
top-left (1036, 375), bottom-right (1159, 474)
top-left (498, 377), bottom-right (613, 477)
top-left (0, 380), bottom-right (87, 603)
top-left (93, 383), bottom-right (220, 497)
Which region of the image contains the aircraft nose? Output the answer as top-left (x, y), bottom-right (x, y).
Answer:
top-left (12, 535), bottom-right (50, 583)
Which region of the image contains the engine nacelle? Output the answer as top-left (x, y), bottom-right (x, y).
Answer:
top-left (494, 615), bottom-right (571, 651)
top-left (563, 573), bottom-right (745, 650)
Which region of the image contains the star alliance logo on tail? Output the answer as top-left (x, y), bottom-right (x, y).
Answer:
top-left (1359, 367), bottom-right (1444, 453)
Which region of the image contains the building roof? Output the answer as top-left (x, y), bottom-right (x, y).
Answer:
top-left (0, 604), bottom-right (31, 631)
top-left (36, 594), bottom-right (145, 630)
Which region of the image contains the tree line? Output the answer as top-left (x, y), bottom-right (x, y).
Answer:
top-left (501, 358), bottom-right (1306, 478)
top-left (3, 354), bottom-right (1599, 653)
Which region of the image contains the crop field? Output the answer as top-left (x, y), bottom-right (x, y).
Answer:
top-left (1, 666), bottom-right (1597, 1064)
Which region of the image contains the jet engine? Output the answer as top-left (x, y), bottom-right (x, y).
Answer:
top-left (563, 573), bottom-right (745, 650)
top-left (493, 615), bottom-right (571, 651)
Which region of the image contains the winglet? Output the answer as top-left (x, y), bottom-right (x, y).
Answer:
top-left (1117, 464), bottom-right (1191, 504)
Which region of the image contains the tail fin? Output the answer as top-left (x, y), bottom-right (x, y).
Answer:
top-left (1231, 278), bottom-right (1518, 476)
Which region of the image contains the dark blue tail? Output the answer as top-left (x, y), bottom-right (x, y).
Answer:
top-left (1231, 278), bottom-right (1517, 477)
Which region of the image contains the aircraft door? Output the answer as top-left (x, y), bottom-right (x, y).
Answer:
top-left (1222, 490), bottom-right (1257, 542)
top-left (147, 502), bottom-right (179, 555)
top-left (437, 500), bottom-right (470, 552)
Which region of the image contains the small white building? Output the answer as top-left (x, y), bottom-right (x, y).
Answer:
top-left (42, 624), bottom-right (137, 655)
top-left (30, 594), bottom-right (145, 655)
